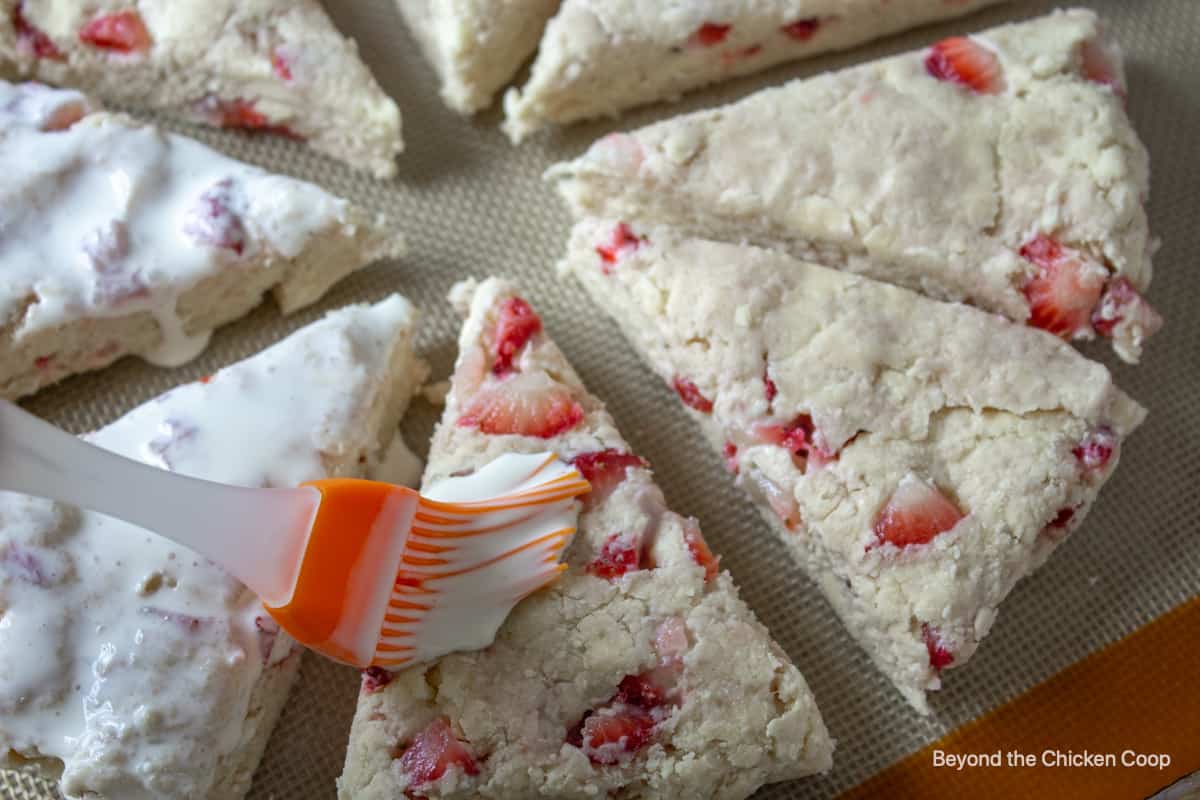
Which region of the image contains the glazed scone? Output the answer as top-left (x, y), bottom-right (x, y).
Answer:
top-left (339, 278), bottom-right (832, 799)
top-left (0, 296), bottom-right (427, 799)
top-left (0, 81), bottom-right (404, 400)
top-left (549, 9), bottom-right (1161, 363)
top-left (503, 0), bottom-right (1005, 141)
top-left (398, 0), bottom-right (559, 114)
top-left (562, 219), bottom-right (1146, 712)
top-left (0, 0), bottom-right (402, 177)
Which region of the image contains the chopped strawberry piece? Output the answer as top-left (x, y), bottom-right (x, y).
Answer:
top-left (491, 296), bottom-right (542, 375)
top-left (1073, 427), bottom-right (1116, 472)
top-left (578, 705), bottom-right (655, 765)
top-left (458, 373), bottom-right (584, 439)
top-left (595, 222), bottom-right (644, 273)
top-left (672, 376), bottom-right (713, 413)
top-left (13, 3), bottom-right (64, 60)
top-left (925, 37), bottom-right (1003, 95)
top-left (682, 521), bottom-right (719, 581)
top-left (922, 624), bottom-right (954, 671)
top-left (200, 97), bottom-right (302, 139)
top-left (615, 674), bottom-right (669, 709)
top-left (79, 10), bottom-right (151, 54)
top-left (34, 354), bottom-right (55, 370)
top-left (1091, 277), bottom-right (1162, 340)
top-left (763, 371), bottom-right (778, 405)
top-left (653, 617), bottom-right (689, 666)
top-left (1047, 507), bottom-right (1076, 529)
top-left (183, 179), bottom-right (248, 255)
top-left (721, 441), bottom-right (739, 474)
top-left (1080, 38), bottom-right (1124, 97)
top-left (198, 374), bottom-right (214, 385)
top-left (587, 533), bottom-right (643, 580)
top-left (756, 414), bottom-right (839, 469)
top-left (722, 44), bottom-right (762, 64)
top-left (271, 49), bottom-right (294, 81)
top-left (571, 449), bottom-right (648, 508)
top-left (746, 468), bottom-right (802, 531)
top-left (1019, 235), bottom-right (1107, 338)
top-left (692, 22), bottom-right (731, 46)
top-left (871, 476), bottom-right (964, 549)
top-left (398, 717), bottom-right (479, 787)
top-left (781, 18), bottom-right (820, 41)
top-left (361, 666), bottom-right (394, 693)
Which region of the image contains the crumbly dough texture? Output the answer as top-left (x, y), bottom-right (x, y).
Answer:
top-left (548, 9), bottom-right (1156, 361)
top-left (0, 297), bottom-right (426, 799)
top-left (561, 219), bottom-right (1146, 712)
top-left (339, 277), bottom-right (833, 799)
top-left (0, 81), bottom-right (404, 401)
top-left (503, 0), bottom-right (1006, 141)
top-left (397, 0), bottom-right (559, 114)
top-left (0, 0), bottom-right (403, 177)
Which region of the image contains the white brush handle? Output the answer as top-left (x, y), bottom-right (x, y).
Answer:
top-left (0, 400), bottom-right (318, 606)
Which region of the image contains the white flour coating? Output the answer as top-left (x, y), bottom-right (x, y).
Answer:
top-left (0, 81), bottom-right (366, 367)
top-left (562, 219), bottom-right (1145, 711)
top-left (549, 9), bottom-right (1157, 362)
top-left (0, 297), bottom-right (423, 799)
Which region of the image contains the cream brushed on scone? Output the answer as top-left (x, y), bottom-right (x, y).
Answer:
top-left (0, 296), bottom-right (426, 799)
top-left (562, 219), bottom-right (1146, 712)
top-left (0, 0), bottom-right (403, 177)
top-left (549, 9), bottom-right (1161, 362)
top-left (339, 278), bottom-right (832, 800)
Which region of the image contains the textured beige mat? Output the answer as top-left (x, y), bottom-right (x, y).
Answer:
top-left (4, 0), bottom-right (1198, 798)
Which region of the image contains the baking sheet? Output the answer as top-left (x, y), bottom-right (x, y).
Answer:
top-left (3, 0), bottom-right (1198, 797)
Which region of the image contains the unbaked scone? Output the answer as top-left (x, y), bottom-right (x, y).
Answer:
top-left (549, 9), bottom-right (1160, 363)
top-left (0, 0), bottom-right (402, 177)
top-left (0, 296), bottom-right (426, 799)
top-left (0, 80), bottom-right (404, 400)
top-left (504, 0), bottom-right (1006, 141)
top-left (397, 0), bottom-right (559, 114)
top-left (338, 277), bottom-right (833, 799)
top-left (562, 219), bottom-right (1146, 712)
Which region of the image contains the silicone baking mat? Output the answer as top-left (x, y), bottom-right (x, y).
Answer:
top-left (4, 0), bottom-right (1198, 797)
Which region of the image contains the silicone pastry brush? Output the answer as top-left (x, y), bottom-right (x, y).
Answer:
top-left (0, 400), bottom-right (589, 668)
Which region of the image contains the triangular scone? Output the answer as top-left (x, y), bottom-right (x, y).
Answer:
top-left (549, 9), bottom-right (1161, 363)
top-left (0, 297), bottom-right (426, 799)
top-left (562, 219), bottom-right (1146, 712)
top-left (0, 81), bottom-right (404, 400)
top-left (398, 0), bottom-right (558, 114)
top-left (503, 0), bottom-right (1005, 142)
top-left (0, 0), bottom-right (401, 177)
top-left (339, 278), bottom-right (832, 800)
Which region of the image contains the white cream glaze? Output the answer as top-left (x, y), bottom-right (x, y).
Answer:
top-left (0, 296), bottom-right (418, 799)
top-left (0, 80), bottom-right (354, 366)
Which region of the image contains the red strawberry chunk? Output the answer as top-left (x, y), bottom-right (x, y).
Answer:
top-left (361, 665), bottom-right (394, 694)
top-left (571, 449), bottom-right (648, 508)
top-left (781, 18), bottom-right (820, 41)
top-left (595, 222), bottom-right (644, 273)
top-left (34, 354), bottom-right (55, 370)
top-left (1090, 277), bottom-right (1162, 340)
top-left (721, 441), bottom-right (739, 474)
top-left (615, 674), bottom-right (669, 709)
top-left (587, 533), bottom-right (643, 580)
top-left (491, 296), bottom-right (542, 375)
top-left (399, 717), bottom-right (479, 787)
top-left (458, 373), bottom-right (584, 439)
top-left (672, 376), bottom-right (713, 413)
top-left (13, 3), bottom-right (64, 60)
top-left (871, 476), bottom-right (964, 549)
top-left (579, 705), bottom-right (655, 765)
top-left (755, 414), bottom-right (839, 470)
top-left (183, 179), bottom-right (248, 255)
top-left (922, 624), bottom-right (954, 671)
top-left (79, 10), bottom-right (151, 54)
top-left (682, 522), bottom-right (719, 581)
top-left (763, 371), bottom-right (778, 405)
top-left (925, 37), bottom-right (1003, 95)
top-left (1073, 427), bottom-right (1116, 472)
top-left (272, 49), bottom-right (294, 81)
top-left (1019, 235), bottom-right (1107, 338)
top-left (692, 22), bottom-right (731, 46)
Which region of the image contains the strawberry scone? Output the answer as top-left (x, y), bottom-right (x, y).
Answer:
top-left (338, 278), bottom-right (832, 799)
top-left (397, 0), bottom-right (559, 114)
top-left (0, 297), bottom-right (426, 799)
top-left (502, 0), bottom-right (1005, 142)
top-left (562, 219), bottom-right (1146, 712)
top-left (0, 80), bottom-right (403, 400)
top-left (549, 9), bottom-right (1162, 363)
top-left (0, 0), bottom-right (402, 177)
